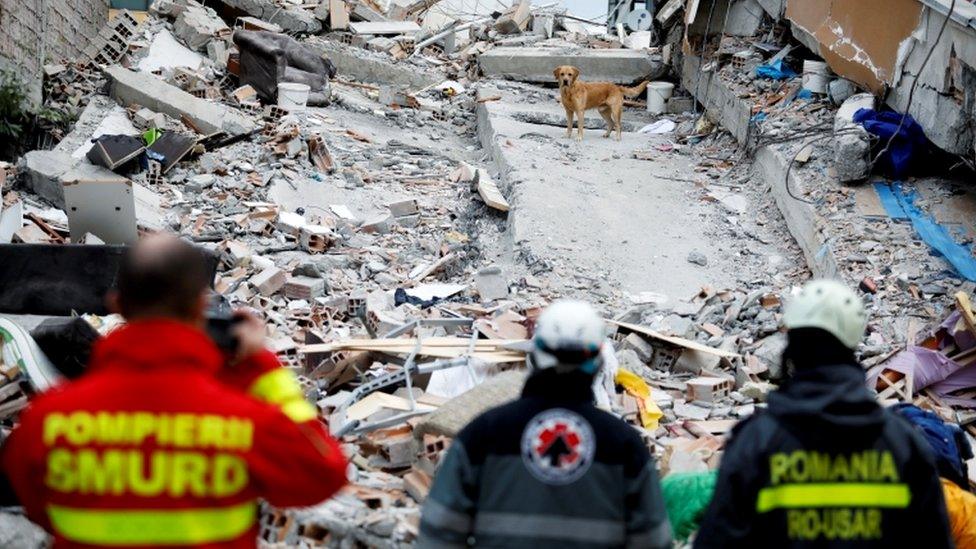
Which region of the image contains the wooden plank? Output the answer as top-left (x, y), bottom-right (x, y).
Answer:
top-left (148, 132), bottom-right (197, 173)
top-left (409, 252), bottom-right (457, 283)
top-left (853, 184), bottom-right (888, 218)
top-left (474, 169), bottom-right (510, 212)
top-left (346, 393), bottom-right (435, 421)
top-left (299, 337), bottom-right (527, 364)
top-left (955, 291), bottom-right (976, 339)
top-left (686, 419), bottom-right (737, 435)
top-left (349, 21), bottom-right (421, 35)
top-left (609, 320), bottom-right (740, 358)
top-left (301, 337), bottom-right (525, 352)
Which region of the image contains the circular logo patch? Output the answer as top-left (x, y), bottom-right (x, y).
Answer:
top-left (521, 408), bottom-right (596, 485)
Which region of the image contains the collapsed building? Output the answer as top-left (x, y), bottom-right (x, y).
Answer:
top-left (0, 0), bottom-right (975, 546)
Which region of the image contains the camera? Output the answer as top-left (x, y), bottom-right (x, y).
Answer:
top-left (205, 294), bottom-right (242, 355)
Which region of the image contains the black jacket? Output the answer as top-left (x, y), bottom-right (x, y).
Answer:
top-left (695, 363), bottom-right (953, 548)
top-left (418, 371), bottom-right (671, 549)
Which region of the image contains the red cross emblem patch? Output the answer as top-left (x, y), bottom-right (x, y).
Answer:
top-left (521, 408), bottom-right (596, 485)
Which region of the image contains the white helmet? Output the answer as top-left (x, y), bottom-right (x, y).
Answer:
top-left (529, 300), bottom-right (606, 374)
top-left (783, 279), bottom-right (867, 349)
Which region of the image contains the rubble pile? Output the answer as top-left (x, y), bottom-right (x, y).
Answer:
top-left (677, 26), bottom-right (976, 358)
top-left (672, 1), bottom-right (976, 490)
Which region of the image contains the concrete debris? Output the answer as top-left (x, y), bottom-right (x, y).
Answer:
top-left (218, 0), bottom-right (322, 34)
top-left (474, 266), bottom-right (508, 302)
top-left (0, 513), bottom-right (49, 548)
top-left (174, 3), bottom-right (230, 51)
top-left (480, 47), bottom-right (665, 84)
top-left (106, 66), bottom-right (257, 135)
top-left (494, 0), bottom-right (532, 35)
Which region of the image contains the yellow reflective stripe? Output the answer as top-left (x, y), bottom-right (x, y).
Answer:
top-left (248, 368), bottom-right (317, 422)
top-left (47, 501), bottom-right (257, 545)
top-left (756, 483), bottom-right (911, 513)
top-left (281, 399), bottom-right (318, 422)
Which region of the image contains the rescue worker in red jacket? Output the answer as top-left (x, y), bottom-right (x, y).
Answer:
top-left (1, 234), bottom-right (348, 547)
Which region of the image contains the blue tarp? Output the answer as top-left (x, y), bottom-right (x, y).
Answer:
top-left (853, 109), bottom-right (928, 178)
top-left (755, 59), bottom-right (796, 80)
top-left (874, 181), bottom-right (976, 281)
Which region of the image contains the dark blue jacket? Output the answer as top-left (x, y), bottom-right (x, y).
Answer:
top-left (695, 363), bottom-right (953, 548)
top-left (418, 370), bottom-right (671, 548)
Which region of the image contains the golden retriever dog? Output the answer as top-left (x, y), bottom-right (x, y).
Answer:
top-left (554, 65), bottom-right (649, 142)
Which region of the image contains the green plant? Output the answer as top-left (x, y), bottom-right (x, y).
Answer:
top-left (0, 69), bottom-right (28, 139)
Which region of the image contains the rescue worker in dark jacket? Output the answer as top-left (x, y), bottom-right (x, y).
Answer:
top-left (695, 279), bottom-right (953, 548)
top-left (418, 299), bottom-right (672, 549)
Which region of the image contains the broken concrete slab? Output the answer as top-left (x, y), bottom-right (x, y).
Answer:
top-left (312, 39), bottom-right (443, 89)
top-left (754, 145), bottom-right (840, 279)
top-left (494, 0), bottom-right (531, 34)
top-left (215, 0), bottom-right (321, 34)
top-left (17, 151), bottom-right (77, 206)
top-left (105, 66), bottom-right (257, 135)
top-left (173, 3), bottom-right (229, 51)
top-left (414, 370), bottom-right (526, 439)
top-left (52, 96), bottom-right (119, 156)
top-left (479, 47), bottom-right (664, 84)
top-left (476, 85), bottom-right (738, 297)
top-left (833, 93), bottom-right (874, 183)
top-left (475, 266), bottom-right (508, 301)
top-left (137, 29), bottom-right (206, 72)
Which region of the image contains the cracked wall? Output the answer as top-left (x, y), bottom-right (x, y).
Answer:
top-left (775, 0), bottom-right (976, 158)
top-left (785, 0), bottom-right (922, 94)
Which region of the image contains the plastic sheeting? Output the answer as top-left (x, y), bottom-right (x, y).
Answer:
top-left (869, 346), bottom-right (976, 407)
top-left (853, 108), bottom-right (928, 178)
top-left (755, 59), bottom-right (797, 80)
top-left (875, 181), bottom-right (976, 282)
top-left (661, 471), bottom-right (717, 542)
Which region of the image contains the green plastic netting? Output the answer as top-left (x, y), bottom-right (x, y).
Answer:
top-left (661, 471), bottom-right (718, 542)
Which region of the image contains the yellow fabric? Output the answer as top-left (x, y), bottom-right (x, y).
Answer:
top-left (615, 369), bottom-right (664, 430)
top-left (248, 368), bottom-right (317, 422)
top-left (47, 501), bottom-right (257, 545)
top-left (756, 483), bottom-right (911, 513)
top-left (942, 478), bottom-right (976, 549)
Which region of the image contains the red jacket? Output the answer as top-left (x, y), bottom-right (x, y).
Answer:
top-left (1, 319), bottom-right (347, 548)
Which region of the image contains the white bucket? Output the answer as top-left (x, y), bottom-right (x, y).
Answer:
top-left (277, 82), bottom-right (310, 113)
top-left (646, 81), bottom-right (675, 114)
top-left (624, 30), bottom-right (652, 50)
top-left (802, 60), bottom-right (830, 94)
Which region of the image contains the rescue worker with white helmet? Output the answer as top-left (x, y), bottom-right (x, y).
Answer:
top-left (418, 299), bottom-right (672, 548)
top-left (695, 279), bottom-right (952, 548)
